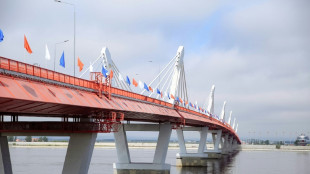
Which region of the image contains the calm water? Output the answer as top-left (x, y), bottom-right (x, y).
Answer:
top-left (9, 147), bottom-right (310, 174)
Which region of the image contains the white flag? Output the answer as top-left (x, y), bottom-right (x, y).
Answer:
top-left (138, 80), bottom-right (144, 89)
top-left (89, 62), bottom-right (93, 72)
top-left (119, 73), bottom-right (123, 81)
top-left (45, 44), bottom-right (50, 60)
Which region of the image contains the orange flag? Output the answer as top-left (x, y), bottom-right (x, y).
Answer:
top-left (132, 78), bottom-right (138, 87)
top-left (110, 70), bottom-right (113, 79)
top-left (160, 92), bottom-right (163, 98)
top-left (77, 57), bottom-right (84, 72)
top-left (149, 86), bottom-right (153, 92)
top-left (185, 101), bottom-right (188, 105)
top-left (179, 98), bottom-right (183, 103)
top-left (24, 35), bottom-right (32, 54)
top-left (171, 94), bottom-right (175, 99)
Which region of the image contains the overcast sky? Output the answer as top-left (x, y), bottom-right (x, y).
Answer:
top-left (0, 0), bottom-right (309, 141)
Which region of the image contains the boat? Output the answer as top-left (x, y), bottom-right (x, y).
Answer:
top-left (296, 134), bottom-right (310, 146)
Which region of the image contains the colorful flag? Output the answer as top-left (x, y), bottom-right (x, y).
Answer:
top-left (144, 83), bottom-right (149, 91)
top-left (119, 73), bottom-right (123, 81)
top-left (77, 57), bottom-right (84, 72)
top-left (59, 51), bottom-right (65, 68)
top-left (189, 102), bottom-right (193, 107)
top-left (160, 92), bottom-right (163, 98)
top-left (179, 97), bottom-right (183, 103)
top-left (24, 35), bottom-right (32, 54)
top-left (126, 76), bottom-right (131, 86)
top-left (149, 86), bottom-right (153, 92)
top-left (45, 44), bottom-right (50, 60)
top-left (167, 92), bottom-right (170, 99)
top-left (171, 94), bottom-right (175, 99)
top-left (0, 29), bottom-right (4, 42)
top-left (185, 101), bottom-right (188, 105)
top-left (177, 97), bottom-right (180, 103)
top-left (109, 70), bottom-right (113, 79)
top-left (132, 78), bottom-right (138, 87)
top-left (102, 66), bottom-right (108, 78)
top-left (89, 62), bottom-right (93, 72)
top-left (156, 88), bottom-right (161, 95)
top-left (138, 80), bottom-right (144, 89)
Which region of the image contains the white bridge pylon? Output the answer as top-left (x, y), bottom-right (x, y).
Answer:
top-left (79, 47), bottom-right (131, 91)
top-left (141, 46), bottom-right (188, 105)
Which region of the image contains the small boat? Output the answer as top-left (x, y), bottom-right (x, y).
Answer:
top-left (296, 134), bottom-right (310, 146)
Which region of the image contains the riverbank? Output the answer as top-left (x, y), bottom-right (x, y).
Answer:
top-left (8, 142), bottom-right (310, 151)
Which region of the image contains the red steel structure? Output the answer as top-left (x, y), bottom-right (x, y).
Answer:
top-left (0, 57), bottom-right (240, 143)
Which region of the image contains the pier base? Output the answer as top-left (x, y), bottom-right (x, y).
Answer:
top-left (176, 152), bottom-right (221, 167)
top-left (113, 163), bottom-right (170, 174)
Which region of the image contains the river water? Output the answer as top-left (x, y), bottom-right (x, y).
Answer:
top-left (9, 147), bottom-right (310, 174)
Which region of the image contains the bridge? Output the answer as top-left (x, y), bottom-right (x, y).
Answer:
top-left (0, 46), bottom-right (240, 174)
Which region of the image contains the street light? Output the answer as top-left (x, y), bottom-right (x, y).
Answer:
top-left (54, 0), bottom-right (76, 76)
top-left (54, 40), bottom-right (69, 71)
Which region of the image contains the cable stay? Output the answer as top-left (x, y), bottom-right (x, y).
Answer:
top-left (79, 47), bottom-right (132, 92)
top-left (140, 46), bottom-right (189, 107)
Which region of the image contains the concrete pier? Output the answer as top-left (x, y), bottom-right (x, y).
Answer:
top-left (113, 123), bottom-right (172, 174)
top-left (0, 135), bottom-right (12, 174)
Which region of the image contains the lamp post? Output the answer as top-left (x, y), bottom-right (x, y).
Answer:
top-left (54, 0), bottom-right (76, 76)
top-left (54, 40), bottom-right (69, 71)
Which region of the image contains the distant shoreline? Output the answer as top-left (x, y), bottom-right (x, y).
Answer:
top-left (8, 142), bottom-right (310, 151)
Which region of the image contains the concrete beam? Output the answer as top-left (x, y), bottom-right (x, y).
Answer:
top-left (124, 124), bottom-right (160, 131)
top-left (153, 123), bottom-right (172, 164)
top-left (114, 125), bottom-right (131, 163)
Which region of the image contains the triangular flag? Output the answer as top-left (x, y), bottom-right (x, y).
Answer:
top-left (109, 70), bottom-right (113, 79)
top-left (59, 51), bottom-right (65, 68)
top-left (89, 62), bottom-right (93, 72)
top-left (160, 92), bottom-right (163, 98)
top-left (126, 76), bottom-right (131, 86)
top-left (167, 92), bottom-right (170, 99)
top-left (24, 35), bottom-right (32, 54)
top-left (77, 57), bottom-right (84, 72)
top-left (119, 73), bottom-right (123, 81)
top-left (185, 101), bottom-right (188, 105)
top-left (156, 88), bottom-right (161, 95)
top-left (179, 97), bottom-right (183, 103)
top-left (171, 94), bottom-right (175, 99)
top-left (45, 44), bottom-right (50, 60)
top-left (148, 86), bottom-right (153, 92)
top-left (138, 80), bottom-right (144, 89)
top-left (144, 83), bottom-right (149, 91)
top-left (0, 29), bottom-right (4, 42)
top-left (102, 66), bottom-right (108, 78)
top-left (132, 78), bottom-right (138, 87)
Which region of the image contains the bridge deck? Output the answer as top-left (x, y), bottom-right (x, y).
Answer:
top-left (0, 57), bottom-right (240, 143)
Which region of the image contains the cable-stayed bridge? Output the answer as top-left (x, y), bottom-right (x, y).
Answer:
top-left (0, 46), bottom-right (240, 174)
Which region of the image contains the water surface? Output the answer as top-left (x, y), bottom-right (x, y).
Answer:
top-left (9, 147), bottom-right (310, 174)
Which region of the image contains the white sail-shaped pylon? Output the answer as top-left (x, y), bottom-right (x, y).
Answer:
top-left (228, 111), bottom-right (232, 125)
top-left (232, 118), bottom-right (236, 129)
top-left (220, 101), bottom-right (226, 121)
top-left (206, 85), bottom-right (215, 115)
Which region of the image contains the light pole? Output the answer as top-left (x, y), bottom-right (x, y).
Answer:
top-left (54, 40), bottom-right (69, 71)
top-left (54, 0), bottom-right (76, 76)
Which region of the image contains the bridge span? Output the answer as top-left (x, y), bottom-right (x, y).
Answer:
top-left (0, 47), bottom-right (240, 174)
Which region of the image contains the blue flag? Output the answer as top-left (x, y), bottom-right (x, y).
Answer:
top-left (156, 88), bottom-right (161, 94)
top-left (177, 97), bottom-right (180, 103)
top-left (126, 76), bottom-right (131, 86)
top-left (144, 83), bottom-right (149, 91)
top-left (101, 66), bottom-right (108, 78)
top-left (59, 51), bottom-right (65, 68)
top-left (167, 92), bottom-right (170, 99)
top-left (0, 29), bottom-right (4, 42)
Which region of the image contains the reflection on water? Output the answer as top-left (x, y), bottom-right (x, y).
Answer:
top-left (175, 152), bottom-right (239, 174)
top-left (9, 147), bottom-right (310, 174)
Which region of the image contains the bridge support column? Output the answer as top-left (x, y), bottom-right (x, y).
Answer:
top-left (176, 127), bottom-right (218, 167)
top-left (0, 135), bottom-right (12, 174)
top-left (62, 133), bottom-right (97, 174)
top-left (113, 123), bottom-right (172, 174)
